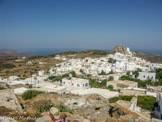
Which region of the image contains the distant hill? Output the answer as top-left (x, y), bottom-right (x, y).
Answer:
top-left (0, 48), bottom-right (10, 53)
top-left (58, 48), bottom-right (162, 63)
top-left (1, 48), bottom-right (162, 63)
top-left (134, 51), bottom-right (162, 63)
top-left (81, 50), bottom-right (112, 55)
top-left (0, 50), bottom-right (27, 57)
top-left (58, 50), bottom-right (112, 59)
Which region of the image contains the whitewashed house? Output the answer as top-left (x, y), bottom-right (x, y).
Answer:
top-left (107, 80), bottom-right (138, 90)
top-left (38, 70), bottom-right (45, 76)
top-left (62, 77), bottom-right (89, 89)
top-left (137, 72), bottom-right (156, 81)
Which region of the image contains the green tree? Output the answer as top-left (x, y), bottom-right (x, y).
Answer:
top-left (108, 58), bottom-right (116, 63)
top-left (133, 70), bottom-right (139, 78)
top-left (70, 71), bottom-right (76, 77)
top-left (108, 76), bottom-right (114, 81)
top-left (127, 71), bottom-right (130, 77)
top-left (156, 68), bottom-right (162, 80)
top-left (107, 85), bottom-right (113, 91)
top-left (80, 69), bottom-right (83, 73)
top-left (154, 79), bottom-right (162, 86)
top-left (100, 70), bottom-right (106, 75)
top-left (87, 74), bottom-right (91, 78)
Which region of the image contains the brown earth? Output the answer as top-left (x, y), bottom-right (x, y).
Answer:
top-left (0, 55), bottom-right (62, 78)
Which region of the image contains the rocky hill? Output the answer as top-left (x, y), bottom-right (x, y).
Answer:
top-left (113, 45), bottom-right (162, 63)
top-left (113, 46), bottom-right (130, 55)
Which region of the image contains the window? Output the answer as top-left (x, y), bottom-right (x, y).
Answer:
top-left (77, 84), bottom-right (80, 87)
top-left (143, 75), bottom-right (145, 78)
top-left (72, 83), bottom-right (74, 86)
top-left (85, 83), bottom-right (88, 87)
top-left (64, 82), bottom-right (65, 84)
top-left (83, 84), bottom-right (84, 87)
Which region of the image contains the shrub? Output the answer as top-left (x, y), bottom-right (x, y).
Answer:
top-left (100, 79), bottom-right (108, 86)
top-left (0, 63), bottom-right (16, 69)
top-left (38, 103), bottom-right (74, 114)
top-left (57, 105), bottom-right (73, 114)
top-left (0, 87), bottom-right (5, 90)
top-left (154, 79), bottom-right (162, 86)
top-left (108, 76), bottom-right (114, 81)
top-left (137, 96), bottom-right (157, 111)
top-left (70, 71), bottom-right (76, 77)
top-left (108, 58), bottom-right (116, 63)
top-left (87, 74), bottom-right (91, 78)
top-left (109, 97), bottom-right (119, 103)
top-left (117, 89), bottom-right (120, 93)
top-left (109, 95), bottom-right (134, 103)
top-left (99, 70), bottom-right (107, 75)
top-left (119, 95), bottom-right (133, 101)
top-left (22, 90), bottom-right (44, 100)
top-left (89, 79), bottom-right (108, 88)
top-left (49, 73), bottom-right (69, 82)
top-left (107, 85), bottom-right (113, 91)
top-left (38, 102), bottom-right (54, 113)
top-left (80, 69), bottom-right (83, 73)
top-left (156, 68), bottom-right (162, 80)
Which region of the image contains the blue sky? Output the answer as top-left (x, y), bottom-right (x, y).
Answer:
top-left (0, 0), bottom-right (162, 50)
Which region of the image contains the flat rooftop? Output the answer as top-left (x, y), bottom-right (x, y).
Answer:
top-left (107, 80), bottom-right (137, 85)
top-left (63, 77), bottom-right (89, 83)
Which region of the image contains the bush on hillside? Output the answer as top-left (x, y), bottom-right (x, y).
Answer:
top-left (70, 71), bottom-right (76, 77)
top-left (137, 96), bottom-right (157, 111)
top-left (109, 95), bottom-right (134, 103)
top-left (57, 105), bottom-right (74, 114)
top-left (22, 90), bottom-right (44, 100)
top-left (108, 58), bottom-right (116, 63)
top-left (107, 85), bottom-right (113, 91)
top-left (156, 68), bottom-right (162, 80)
top-left (38, 102), bottom-right (54, 113)
top-left (0, 63), bottom-right (16, 69)
top-left (99, 70), bottom-right (107, 75)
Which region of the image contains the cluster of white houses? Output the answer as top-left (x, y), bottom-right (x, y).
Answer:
top-left (1, 47), bottom-right (162, 120)
top-left (49, 48), bottom-right (159, 82)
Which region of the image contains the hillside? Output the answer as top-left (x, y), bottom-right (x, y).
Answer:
top-left (0, 51), bottom-right (26, 57)
top-left (0, 48), bottom-right (162, 78)
top-left (59, 50), bottom-right (112, 58)
top-left (135, 51), bottom-right (162, 63)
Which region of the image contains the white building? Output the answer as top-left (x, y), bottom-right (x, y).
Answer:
top-left (107, 80), bottom-right (138, 90)
top-left (33, 82), bottom-right (67, 94)
top-left (38, 70), bottom-right (45, 76)
top-left (137, 72), bottom-right (156, 81)
top-left (71, 88), bottom-right (119, 99)
top-left (14, 87), bottom-right (28, 95)
top-left (62, 77), bottom-right (89, 89)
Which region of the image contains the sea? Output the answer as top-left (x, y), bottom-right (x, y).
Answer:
top-left (17, 48), bottom-right (162, 56)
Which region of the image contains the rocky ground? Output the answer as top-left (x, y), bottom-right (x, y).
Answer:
top-left (0, 90), bottom-right (150, 122)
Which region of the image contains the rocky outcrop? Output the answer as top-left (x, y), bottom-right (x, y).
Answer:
top-left (113, 45), bottom-right (131, 55)
top-left (109, 106), bottom-right (125, 118)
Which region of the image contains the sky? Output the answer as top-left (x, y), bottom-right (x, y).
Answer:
top-left (0, 0), bottom-right (162, 50)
